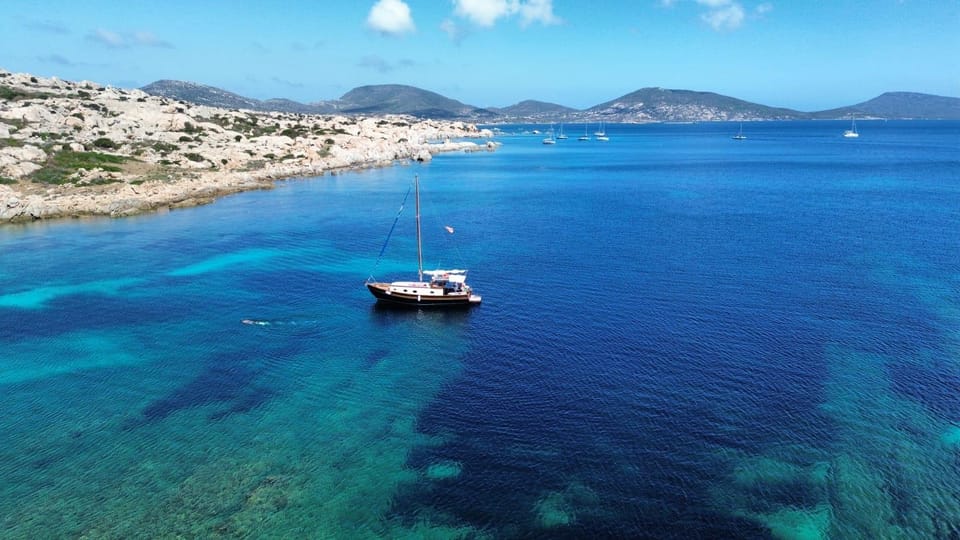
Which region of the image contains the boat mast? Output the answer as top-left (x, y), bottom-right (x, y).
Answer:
top-left (415, 174), bottom-right (423, 282)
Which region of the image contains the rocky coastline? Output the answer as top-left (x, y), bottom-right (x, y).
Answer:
top-left (0, 69), bottom-right (497, 224)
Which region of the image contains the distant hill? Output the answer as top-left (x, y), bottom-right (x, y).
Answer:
top-left (584, 87), bottom-right (806, 122)
top-left (337, 84), bottom-right (492, 119)
top-left (141, 79), bottom-right (960, 122)
top-left (812, 92), bottom-right (960, 120)
top-left (489, 100), bottom-right (579, 121)
top-left (142, 81), bottom-right (491, 119)
top-left (141, 80), bottom-right (335, 114)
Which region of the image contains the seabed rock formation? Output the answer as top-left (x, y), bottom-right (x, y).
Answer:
top-left (0, 69), bottom-right (497, 223)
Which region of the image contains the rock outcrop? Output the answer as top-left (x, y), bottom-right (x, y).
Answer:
top-left (0, 69), bottom-right (497, 223)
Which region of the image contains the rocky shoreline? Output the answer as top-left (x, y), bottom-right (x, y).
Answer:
top-left (0, 69), bottom-right (497, 224)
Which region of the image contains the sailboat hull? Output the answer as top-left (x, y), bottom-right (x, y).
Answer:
top-left (366, 282), bottom-right (480, 307)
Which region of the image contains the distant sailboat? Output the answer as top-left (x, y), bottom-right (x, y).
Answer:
top-left (578, 123), bottom-right (590, 141)
top-left (557, 123), bottom-right (568, 140)
top-left (732, 122), bottom-right (747, 140)
top-left (843, 116), bottom-right (859, 138)
top-left (595, 122), bottom-right (609, 141)
top-left (542, 124), bottom-right (556, 145)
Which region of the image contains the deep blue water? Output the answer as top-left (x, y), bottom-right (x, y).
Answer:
top-left (1, 120), bottom-right (959, 538)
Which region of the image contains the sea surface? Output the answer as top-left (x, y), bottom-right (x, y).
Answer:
top-left (1, 120), bottom-right (959, 538)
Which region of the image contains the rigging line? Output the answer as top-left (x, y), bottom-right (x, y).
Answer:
top-left (369, 183), bottom-right (413, 278)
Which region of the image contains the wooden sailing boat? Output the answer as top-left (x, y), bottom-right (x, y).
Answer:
top-left (366, 175), bottom-right (481, 307)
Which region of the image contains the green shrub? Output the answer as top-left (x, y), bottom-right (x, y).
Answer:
top-left (92, 137), bottom-right (118, 149)
top-left (29, 150), bottom-right (126, 184)
top-left (0, 176), bottom-right (17, 185)
top-left (152, 141), bottom-right (178, 153)
top-left (183, 152), bottom-right (205, 162)
top-left (178, 135), bottom-right (193, 142)
top-left (0, 86), bottom-right (52, 101)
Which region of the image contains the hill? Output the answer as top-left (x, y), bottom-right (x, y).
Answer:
top-left (141, 79), bottom-right (960, 122)
top-left (141, 80), bottom-right (334, 114)
top-left (812, 92), bottom-right (960, 120)
top-left (337, 84), bottom-right (492, 119)
top-left (584, 87), bottom-right (806, 122)
top-left (488, 100), bottom-right (579, 121)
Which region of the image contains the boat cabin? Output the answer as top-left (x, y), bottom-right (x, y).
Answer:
top-left (427, 271), bottom-right (468, 294)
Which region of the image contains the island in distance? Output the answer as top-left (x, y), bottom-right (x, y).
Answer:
top-left (142, 80), bottom-right (960, 123)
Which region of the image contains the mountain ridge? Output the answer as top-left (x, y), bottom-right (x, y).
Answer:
top-left (141, 80), bottom-right (960, 121)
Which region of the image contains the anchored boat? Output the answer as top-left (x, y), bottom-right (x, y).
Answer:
top-left (366, 175), bottom-right (481, 307)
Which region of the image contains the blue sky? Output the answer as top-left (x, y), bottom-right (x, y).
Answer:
top-left (2, 0), bottom-right (958, 111)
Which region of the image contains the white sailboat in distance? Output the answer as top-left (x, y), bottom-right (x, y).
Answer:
top-left (843, 116), bottom-right (859, 138)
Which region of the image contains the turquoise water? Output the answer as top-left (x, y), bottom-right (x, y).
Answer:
top-left (1, 120), bottom-right (959, 538)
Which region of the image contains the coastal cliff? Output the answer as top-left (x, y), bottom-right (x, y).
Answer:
top-left (0, 70), bottom-right (496, 224)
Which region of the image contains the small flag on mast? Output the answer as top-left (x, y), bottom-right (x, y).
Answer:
top-left (444, 225), bottom-right (455, 234)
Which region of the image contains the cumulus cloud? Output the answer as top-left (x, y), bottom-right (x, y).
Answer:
top-left (518, 0), bottom-right (561, 26)
top-left (660, 0), bottom-right (753, 31)
top-left (367, 0), bottom-right (415, 35)
top-left (87, 28), bottom-right (173, 48)
top-left (452, 0), bottom-right (560, 28)
top-left (698, 1), bottom-right (745, 30)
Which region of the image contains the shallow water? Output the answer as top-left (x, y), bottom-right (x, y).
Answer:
top-left (1, 120), bottom-right (958, 538)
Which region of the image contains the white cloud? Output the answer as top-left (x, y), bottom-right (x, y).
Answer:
top-left (87, 28), bottom-right (172, 48)
top-left (367, 0), bottom-right (415, 36)
top-left (518, 0), bottom-right (560, 26)
top-left (453, 0), bottom-right (515, 27)
top-left (91, 28), bottom-right (125, 47)
top-left (696, 0), bottom-right (732, 7)
top-left (131, 31), bottom-right (173, 48)
top-left (440, 18), bottom-right (468, 44)
top-left (662, 0), bottom-right (757, 31)
top-left (452, 0), bottom-right (559, 28)
top-left (700, 3), bottom-right (745, 30)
